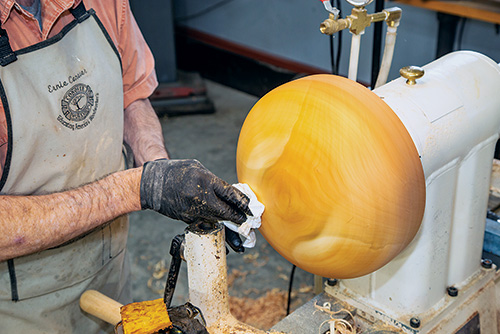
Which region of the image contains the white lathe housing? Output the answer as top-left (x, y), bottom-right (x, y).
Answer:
top-left (277, 51), bottom-right (500, 333)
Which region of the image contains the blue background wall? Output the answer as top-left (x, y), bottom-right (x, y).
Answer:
top-left (173, 0), bottom-right (500, 85)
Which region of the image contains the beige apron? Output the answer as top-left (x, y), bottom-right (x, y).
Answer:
top-left (0, 3), bottom-right (130, 333)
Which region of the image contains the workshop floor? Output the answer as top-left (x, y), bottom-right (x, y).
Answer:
top-left (127, 80), bottom-right (316, 330)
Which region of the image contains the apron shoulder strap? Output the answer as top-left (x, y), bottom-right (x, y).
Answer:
top-left (0, 1), bottom-right (88, 67)
top-left (69, 1), bottom-right (89, 22)
top-left (0, 27), bottom-right (17, 67)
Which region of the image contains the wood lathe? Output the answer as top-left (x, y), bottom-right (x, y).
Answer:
top-left (237, 50), bottom-right (500, 333)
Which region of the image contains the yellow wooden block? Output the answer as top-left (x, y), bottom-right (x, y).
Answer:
top-left (120, 298), bottom-right (172, 334)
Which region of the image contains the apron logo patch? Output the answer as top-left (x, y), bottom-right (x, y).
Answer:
top-left (57, 83), bottom-right (99, 130)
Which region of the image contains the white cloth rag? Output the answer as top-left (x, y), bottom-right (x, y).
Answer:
top-left (222, 183), bottom-right (265, 248)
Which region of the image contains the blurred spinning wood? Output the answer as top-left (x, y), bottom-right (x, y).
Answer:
top-left (236, 75), bottom-right (425, 278)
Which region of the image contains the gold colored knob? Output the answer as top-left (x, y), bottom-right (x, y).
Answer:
top-left (400, 66), bottom-right (424, 85)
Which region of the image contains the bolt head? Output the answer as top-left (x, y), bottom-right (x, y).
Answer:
top-left (481, 258), bottom-right (493, 269)
top-left (410, 317), bottom-right (421, 328)
top-left (447, 286), bottom-right (458, 297)
top-left (327, 278), bottom-right (338, 286)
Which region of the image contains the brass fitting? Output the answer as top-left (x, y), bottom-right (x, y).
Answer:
top-left (383, 7), bottom-right (402, 27)
top-left (319, 6), bottom-right (402, 35)
top-left (320, 13), bottom-right (350, 35)
top-left (349, 8), bottom-right (373, 35)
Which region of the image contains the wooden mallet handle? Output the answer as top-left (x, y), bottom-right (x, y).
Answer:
top-left (80, 290), bottom-right (123, 325)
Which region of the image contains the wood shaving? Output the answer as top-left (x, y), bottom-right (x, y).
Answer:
top-left (298, 285), bottom-right (313, 294)
top-left (229, 288), bottom-right (287, 330)
top-left (227, 269), bottom-right (249, 287)
top-left (146, 277), bottom-right (163, 295)
top-left (491, 186), bottom-right (500, 196)
top-left (278, 274), bottom-right (289, 281)
top-left (146, 259), bottom-right (170, 295)
top-left (490, 159), bottom-right (500, 196)
top-left (319, 318), bottom-right (355, 334)
top-left (243, 253), bottom-right (260, 261)
top-left (152, 260), bottom-right (169, 279)
top-left (260, 243), bottom-right (270, 254)
top-left (242, 288), bottom-right (261, 296)
top-left (253, 256), bottom-right (269, 267)
top-left (243, 252), bottom-right (269, 267)
top-left (314, 302), bottom-right (356, 334)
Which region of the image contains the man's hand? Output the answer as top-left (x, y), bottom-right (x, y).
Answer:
top-left (140, 159), bottom-right (252, 225)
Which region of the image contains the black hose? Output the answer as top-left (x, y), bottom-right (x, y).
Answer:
top-left (457, 18), bottom-right (467, 50)
top-left (329, 0), bottom-right (336, 74)
top-left (371, 0), bottom-right (385, 88)
top-left (286, 264), bottom-right (297, 315)
top-left (329, 0), bottom-right (342, 75)
top-left (330, 35), bottom-right (335, 74)
top-left (335, 0), bottom-right (342, 75)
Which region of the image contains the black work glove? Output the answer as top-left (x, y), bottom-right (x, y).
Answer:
top-left (224, 227), bottom-right (245, 253)
top-left (140, 159), bottom-right (252, 233)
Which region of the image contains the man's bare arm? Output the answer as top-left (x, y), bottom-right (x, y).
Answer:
top-left (124, 98), bottom-right (169, 166)
top-left (0, 99), bottom-right (166, 260)
top-left (0, 99), bottom-right (252, 260)
top-left (0, 168), bottom-right (142, 261)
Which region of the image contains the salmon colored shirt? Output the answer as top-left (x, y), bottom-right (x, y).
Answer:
top-left (0, 0), bottom-right (158, 175)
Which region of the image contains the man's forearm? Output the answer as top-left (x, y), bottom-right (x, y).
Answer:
top-left (0, 168), bottom-right (142, 261)
top-left (124, 99), bottom-right (169, 166)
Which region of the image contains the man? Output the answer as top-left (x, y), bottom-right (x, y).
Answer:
top-left (0, 0), bottom-right (250, 333)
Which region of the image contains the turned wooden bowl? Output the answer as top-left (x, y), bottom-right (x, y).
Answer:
top-left (236, 74), bottom-right (425, 278)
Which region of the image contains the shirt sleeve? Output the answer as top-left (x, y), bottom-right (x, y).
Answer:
top-left (115, 0), bottom-right (158, 109)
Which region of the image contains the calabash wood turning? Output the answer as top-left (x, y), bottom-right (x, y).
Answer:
top-left (236, 75), bottom-right (425, 278)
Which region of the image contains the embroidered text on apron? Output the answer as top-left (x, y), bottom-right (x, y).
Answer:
top-left (0, 3), bottom-right (130, 333)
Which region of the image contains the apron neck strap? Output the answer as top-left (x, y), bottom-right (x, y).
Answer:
top-left (0, 27), bottom-right (17, 66)
top-left (69, 1), bottom-right (88, 22)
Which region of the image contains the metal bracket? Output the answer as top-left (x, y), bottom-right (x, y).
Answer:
top-left (163, 234), bottom-right (185, 308)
